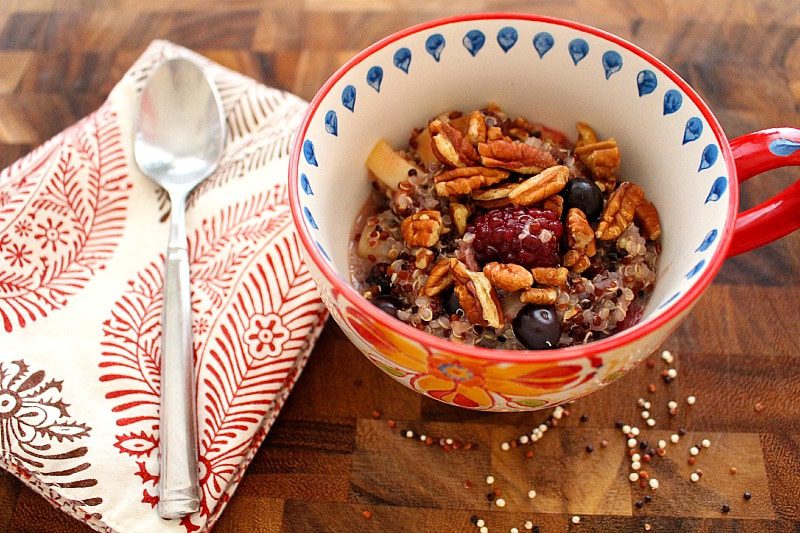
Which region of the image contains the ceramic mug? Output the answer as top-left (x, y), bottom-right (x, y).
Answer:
top-left (289, 13), bottom-right (800, 411)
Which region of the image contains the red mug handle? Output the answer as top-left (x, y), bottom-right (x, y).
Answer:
top-left (727, 127), bottom-right (800, 257)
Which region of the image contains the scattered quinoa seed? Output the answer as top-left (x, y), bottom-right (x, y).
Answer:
top-left (644, 524), bottom-right (652, 531)
top-left (477, 519), bottom-right (486, 528)
top-left (525, 521), bottom-right (534, 530)
top-left (571, 515), bottom-right (581, 524)
top-left (744, 491), bottom-right (752, 500)
top-left (670, 433), bottom-right (680, 444)
top-left (721, 504), bottom-right (731, 513)
top-left (501, 441), bottom-right (511, 451)
top-left (646, 418), bottom-right (656, 427)
top-left (754, 401), bottom-right (765, 412)
top-left (690, 472), bottom-right (700, 482)
top-left (586, 445), bottom-right (594, 453)
top-left (668, 401), bottom-right (678, 410)
top-left (371, 410), bottom-right (381, 419)
top-left (649, 478), bottom-right (659, 490)
top-left (486, 475), bottom-right (495, 485)
top-left (387, 420), bottom-right (397, 429)
top-left (528, 490), bottom-right (537, 499)
top-left (480, 527), bottom-right (489, 533)
top-left (690, 446), bottom-right (700, 456)
top-left (629, 472), bottom-right (639, 482)
top-left (667, 368), bottom-right (677, 379)
top-left (730, 467), bottom-right (737, 474)
top-left (495, 498), bottom-right (506, 508)
top-left (511, 528), bottom-right (519, 533)
top-left (362, 510), bottom-right (372, 519)
top-left (686, 395), bottom-right (696, 405)
top-left (628, 438), bottom-right (637, 448)
top-left (701, 438), bottom-right (711, 448)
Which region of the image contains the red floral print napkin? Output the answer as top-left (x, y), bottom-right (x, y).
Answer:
top-left (0, 41), bottom-right (327, 532)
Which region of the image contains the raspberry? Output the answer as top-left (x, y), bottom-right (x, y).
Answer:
top-left (467, 206), bottom-right (563, 268)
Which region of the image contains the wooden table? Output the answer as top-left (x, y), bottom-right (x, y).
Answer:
top-left (1, 1), bottom-right (799, 531)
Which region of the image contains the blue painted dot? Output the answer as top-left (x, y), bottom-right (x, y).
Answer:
top-left (341, 85), bottom-right (356, 112)
top-left (696, 229), bottom-right (718, 252)
top-left (637, 70), bottom-right (657, 96)
top-left (324, 110), bottom-right (337, 136)
top-left (602, 50), bottom-right (623, 79)
top-left (496, 26), bottom-right (518, 53)
top-left (366, 66), bottom-right (383, 92)
top-left (302, 139), bottom-right (317, 166)
top-left (568, 38), bottom-right (589, 65)
top-left (463, 29), bottom-right (485, 57)
top-left (393, 47), bottom-right (411, 73)
top-left (698, 144), bottom-right (719, 171)
top-left (425, 33), bottom-right (445, 62)
top-left (533, 32), bottom-right (554, 58)
top-left (315, 241), bottom-right (331, 261)
top-left (705, 176), bottom-right (727, 203)
top-left (663, 89), bottom-right (683, 115)
top-left (300, 173), bottom-right (313, 195)
top-left (303, 206), bottom-right (318, 229)
top-left (658, 292), bottom-right (681, 309)
top-left (768, 138), bottom-right (800, 157)
top-left (682, 117), bottom-right (703, 144)
top-left (686, 260), bottom-right (706, 279)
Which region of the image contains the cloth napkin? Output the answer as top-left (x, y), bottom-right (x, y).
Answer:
top-left (0, 41), bottom-right (327, 532)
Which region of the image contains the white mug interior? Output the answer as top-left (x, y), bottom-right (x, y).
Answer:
top-left (295, 16), bottom-right (733, 345)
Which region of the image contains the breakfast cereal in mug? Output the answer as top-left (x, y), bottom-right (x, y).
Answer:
top-left (350, 105), bottom-right (661, 350)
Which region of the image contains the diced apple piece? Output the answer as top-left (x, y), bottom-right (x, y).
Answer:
top-left (365, 139), bottom-right (422, 190)
top-left (413, 127), bottom-right (438, 167)
top-left (357, 219), bottom-right (393, 260)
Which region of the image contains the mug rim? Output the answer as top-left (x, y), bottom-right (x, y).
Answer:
top-left (288, 12), bottom-right (738, 363)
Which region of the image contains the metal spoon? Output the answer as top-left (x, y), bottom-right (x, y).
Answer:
top-left (134, 57), bottom-right (225, 520)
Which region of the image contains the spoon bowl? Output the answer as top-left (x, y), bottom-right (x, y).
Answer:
top-left (134, 56), bottom-right (225, 519)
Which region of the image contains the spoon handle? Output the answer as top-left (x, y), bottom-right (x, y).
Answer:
top-left (158, 198), bottom-right (200, 519)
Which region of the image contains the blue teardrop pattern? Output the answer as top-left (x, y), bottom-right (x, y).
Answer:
top-left (303, 206), bottom-right (318, 229)
top-left (425, 33), bottom-right (445, 62)
top-left (315, 241), bottom-right (331, 261)
top-left (698, 144), bottom-right (718, 171)
top-left (682, 117), bottom-right (703, 144)
top-left (302, 139), bottom-right (318, 166)
top-left (637, 70), bottom-right (657, 96)
top-left (685, 259), bottom-right (705, 279)
top-left (300, 173), bottom-right (313, 195)
top-left (463, 29), bottom-right (486, 57)
top-left (602, 51), bottom-right (623, 79)
top-left (658, 291), bottom-right (681, 310)
top-left (705, 176), bottom-right (727, 203)
top-left (696, 229), bottom-right (718, 252)
top-left (341, 85), bottom-right (356, 112)
top-left (324, 110), bottom-right (338, 136)
top-left (497, 26), bottom-right (518, 53)
top-left (366, 66), bottom-right (383, 92)
top-left (768, 138), bottom-right (800, 157)
top-left (663, 89), bottom-right (683, 115)
top-left (393, 47), bottom-right (411, 73)
top-left (568, 38), bottom-right (590, 65)
top-left (533, 32), bottom-right (554, 58)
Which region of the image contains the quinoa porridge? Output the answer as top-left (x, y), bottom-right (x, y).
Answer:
top-left (349, 105), bottom-right (661, 350)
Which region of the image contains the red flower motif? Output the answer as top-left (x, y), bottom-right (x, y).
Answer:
top-left (0, 190), bottom-right (10, 206)
top-left (33, 217), bottom-right (68, 252)
top-left (243, 312), bottom-right (290, 359)
top-left (0, 234), bottom-right (10, 253)
top-left (13, 219), bottom-right (32, 237)
top-left (4, 243), bottom-right (31, 267)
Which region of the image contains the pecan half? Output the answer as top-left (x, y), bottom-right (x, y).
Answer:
top-left (401, 210), bottom-right (443, 247)
top-left (595, 182), bottom-right (645, 241)
top-left (564, 208), bottom-right (597, 274)
top-left (452, 263), bottom-right (504, 328)
top-left (465, 110), bottom-right (487, 145)
top-left (574, 138), bottom-right (620, 180)
top-left (487, 126), bottom-right (507, 141)
top-left (472, 183), bottom-right (517, 208)
top-left (429, 119), bottom-right (480, 167)
top-left (434, 166), bottom-right (510, 197)
top-left (575, 121), bottom-right (599, 149)
top-left (635, 199), bottom-right (661, 241)
top-left (449, 202), bottom-right (470, 235)
top-left (542, 194), bottom-right (564, 217)
top-left (509, 165), bottom-right (569, 206)
top-left (483, 262), bottom-right (534, 292)
top-left (424, 258), bottom-right (455, 296)
top-left (532, 267), bottom-right (569, 287)
top-left (520, 287), bottom-right (558, 305)
top-left (478, 140), bottom-right (558, 174)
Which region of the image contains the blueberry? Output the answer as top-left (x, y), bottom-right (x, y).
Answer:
top-left (562, 178), bottom-right (604, 222)
top-left (371, 296), bottom-right (403, 317)
top-left (366, 263), bottom-right (391, 294)
top-left (441, 286), bottom-right (462, 315)
top-left (512, 304), bottom-right (561, 350)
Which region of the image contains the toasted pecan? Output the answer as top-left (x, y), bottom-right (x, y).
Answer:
top-left (429, 119), bottom-right (480, 167)
top-left (483, 262), bottom-right (534, 292)
top-left (595, 182), bottom-right (645, 241)
top-left (508, 165), bottom-right (569, 206)
top-left (478, 140), bottom-right (558, 174)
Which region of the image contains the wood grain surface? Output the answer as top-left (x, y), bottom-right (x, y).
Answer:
top-left (1, 1), bottom-right (799, 532)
